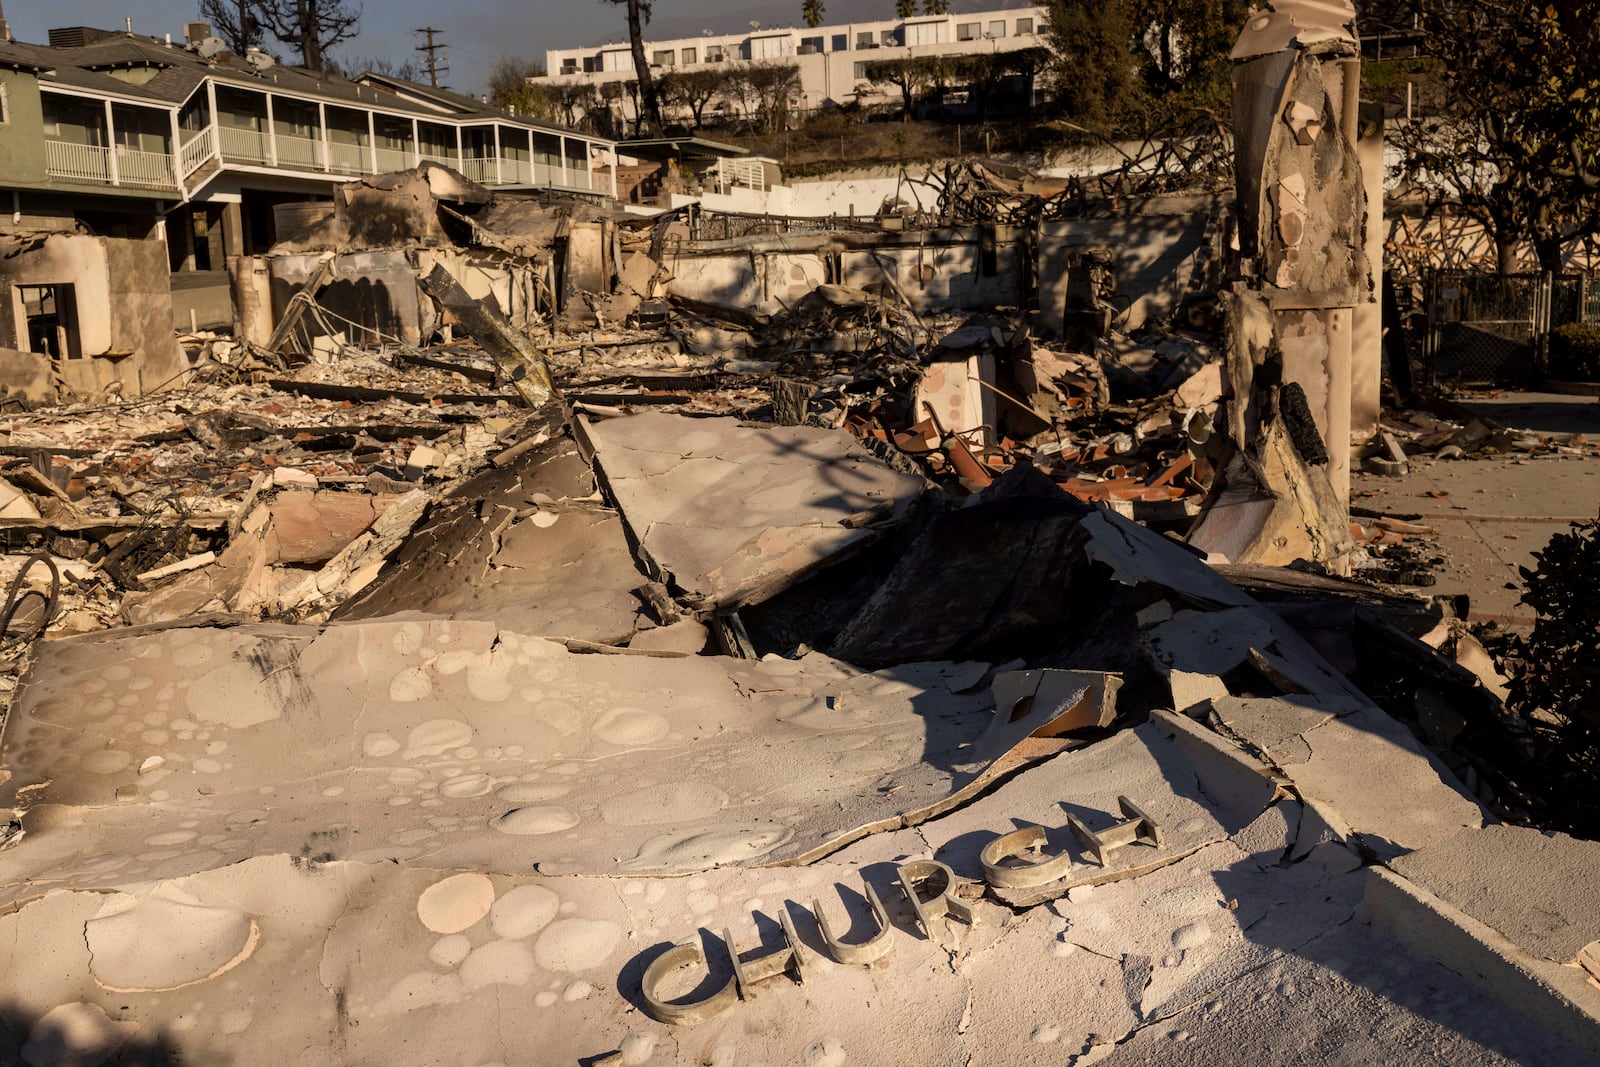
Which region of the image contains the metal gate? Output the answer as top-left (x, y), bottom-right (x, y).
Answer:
top-left (1424, 271), bottom-right (1545, 384)
top-left (1422, 270), bottom-right (1588, 384)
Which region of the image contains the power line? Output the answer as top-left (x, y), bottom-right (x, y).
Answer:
top-left (412, 26), bottom-right (449, 88)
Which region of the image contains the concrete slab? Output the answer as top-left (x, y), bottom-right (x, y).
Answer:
top-left (581, 411), bottom-right (926, 609)
top-left (1352, 452), bottom-right (1600, 624)
top-left (1209, 694), bottom-right (1364, 766)
top-left (1103, 915), bottom-right (1600, 1066)
top-left (336, 435), bottom-right (647, 644)
top-left (1389, 824), bottom-right (1600, 964)
top-left (1206, 694), bottom-right (1482, 859)
top-left (0, 619), bottom-right (1027, 890)
top-left (0, 650), bottom-right (1579, 1067)
top-left (1061, 839), bottom-right (1364, 1020)
top-left (0, 855), bottom-right (980, 1067)
top-left (1365, 865), bottom-right (1600, 1060)
top-left (828, 724), bottom-right (1277, 890)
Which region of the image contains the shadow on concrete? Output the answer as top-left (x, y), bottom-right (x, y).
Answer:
top-left (0, 999), bottom-right (211, 1066)
top-left (1454, 392), bottom-right (1600, 435)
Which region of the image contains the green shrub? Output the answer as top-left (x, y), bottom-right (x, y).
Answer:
top-left (1546, 322), bottom-right (1600, 381)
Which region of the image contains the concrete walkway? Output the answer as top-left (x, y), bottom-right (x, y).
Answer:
top-left (1353, 392), bottom-right (1600, 625)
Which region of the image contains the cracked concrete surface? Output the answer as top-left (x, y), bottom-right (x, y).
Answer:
top-left (581, 411), bottom-right (927, 610)
top-left (0, 483), bottom-right (1593, 1064)
top-left (0, 618), bottom-right (1008, 888)
top-left (0, 609), bottom-right (1593, 1065)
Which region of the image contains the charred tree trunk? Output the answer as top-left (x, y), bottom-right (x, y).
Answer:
top-left (623, 0), bottom-right (663, 135)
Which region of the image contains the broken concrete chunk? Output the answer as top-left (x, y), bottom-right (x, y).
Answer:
top-left (626, 619), bottom-right (709, 656)
top-left (1389, 825), bottom-right (1600, 964)
top-left (1, 619), bottom-right (1010, 876)
top-left (916, 350), bottom-right (996, 436)
top-left (272, 463), bottom-right (318, 489)
top-left (1580, 941), bottom-right (1600, 984)
top-left (977, 669), bottom-right (1120, 760)
top-left (405, 445), bottom-right (448, 477)
top-left (618, 251), bottom-right (659, 299)
top-left (1167, 670), bottom-right (1230, 713)
top-left (1188, 421), bottom-right (1354, 567)
top-left (418, 262), bottom-right (555, 407)
top-left (337, 434), bottom-right (644, 643)
top-left (1174, 362), bottom-right (1224, 413)
top-left (1452, 632), bottom-right (1511, 702)
top-left (134, 551), bottom-right (216, 585)
top-left (266, 491), bottom-right (393, 565)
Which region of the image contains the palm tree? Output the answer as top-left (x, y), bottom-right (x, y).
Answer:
top-left (803, 0), bottom-right (825, 28)
top-left (922, 0), bottom-right (950, 12)
top-left (895, 0), bottom-right (917, 19)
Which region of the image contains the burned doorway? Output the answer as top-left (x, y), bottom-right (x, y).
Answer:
top-left (17, 284), bottom-right (81, 360)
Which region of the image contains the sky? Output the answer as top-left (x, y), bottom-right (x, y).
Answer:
top-left (5, 0), bottom-right (1036, 96)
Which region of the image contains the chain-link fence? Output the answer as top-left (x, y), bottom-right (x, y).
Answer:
top-left (1422, 270), bottom-right (1590, 385)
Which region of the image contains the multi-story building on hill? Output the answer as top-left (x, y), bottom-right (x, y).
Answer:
top-left (537, 6), bottom-right (1049, 120)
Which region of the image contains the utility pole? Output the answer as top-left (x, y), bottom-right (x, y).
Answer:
top-left (413, 27), bottom-right (448, 87)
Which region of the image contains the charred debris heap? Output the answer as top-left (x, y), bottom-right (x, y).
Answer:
top-left (0, 156), bottom-right (1579, 827)
top-left (1, 0), bottom-right (1599, 1059)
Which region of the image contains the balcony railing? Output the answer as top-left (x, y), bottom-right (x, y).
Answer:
top-left (47, 122), bottom-right (603, 196)
top-left (325, 140), bottom-right (368, 175)
top-left (374, 145), bottom-right (412, 172)
top-left (116, 146), bottom-right (180, 189)
top-left (218, 124), bottom-right (270, 164)
top-left (275, 131), bottom-right (324, 170)
top-left (539, 162), bottom-right (595, 190)
top-left (460, 155), bottom-right (497, 183)
top-left (44, 140), bottom-right (113, 183)
top-left (710, 157), bottom-right (767, 193)
top-left (179, 128), bottom-right (215, 178)
top-left (44, 139), bottom-right (177, 190)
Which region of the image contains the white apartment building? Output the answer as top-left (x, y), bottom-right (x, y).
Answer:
top-left (537, 6), bottom-right (1050, 115)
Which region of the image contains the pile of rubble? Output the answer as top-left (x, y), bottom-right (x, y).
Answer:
top-left (1, 97), bottom-right (1598, 1056)
top-left (0, 374), bottom-right (1595, 1063)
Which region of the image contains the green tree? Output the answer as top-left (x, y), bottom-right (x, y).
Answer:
top-left (1041, 0), bottom-right (1244, 134)
top-left (550, 82), bottom-right (602, 128)
top-left (487, 57), bottom-right (548, 114)
top-left (725, 62), bottom-right (802, 133)
top-left (1042, 0), bottom-right (1144, 133)
top-left (1130, 0), bottom-right (1249, 94)
top-left (923, 0), bottom-right (950, 13)
top-left (803, 0), bottom-right (825, 28)
top-left (659, 68), bottom-right (729, 128)
top-left (597, 80), bottom-right (628, 138)
top-left (862, 56), bottom-right (932, 120)
top-left (1395, 0), bottom-right (1600, 274)
top-left (895, 0), bottom-right (917, 19)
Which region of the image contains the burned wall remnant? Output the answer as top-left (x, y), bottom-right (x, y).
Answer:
top-left (0, 233), bottom-right (187, 398)
top-left (664, 227), bottom-right (1027, 319)
top-left (1036, 195), bottom-right (1222, 338)
top-left (1188, 0), bottom-right (1370, 571)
